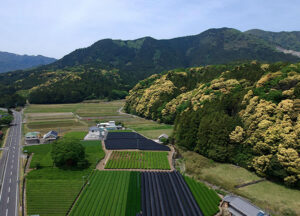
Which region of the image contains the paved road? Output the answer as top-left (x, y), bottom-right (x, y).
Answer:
top-left (0, 111), bottom-right (21, 216)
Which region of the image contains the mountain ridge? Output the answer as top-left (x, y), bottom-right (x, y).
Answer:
top-left (0, 51), bottom-right (56, 73)
top-left (1, 27), bottom-right (300, 105)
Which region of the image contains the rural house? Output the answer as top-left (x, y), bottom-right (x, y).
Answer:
top-left (25, 132), bottom-right (41, 144)
top-left (84, 126), bottom-right (101, 140)
top-left (222, 195), bottom-right (268, 216)
top-left (43, 131), bottom-right (58, 142)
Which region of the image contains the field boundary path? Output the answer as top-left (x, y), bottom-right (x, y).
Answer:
top-left (234, 178), bottom-right (266, 189)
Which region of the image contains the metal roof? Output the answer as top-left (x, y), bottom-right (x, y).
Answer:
top-left (224, 195), bottom-right (266, 216)
top-left (44, 131), bottom-right (58, 138)
top-left (25, 132), bottom-right (40, 137)
top-left (89, 126), bottom-right (100, 131)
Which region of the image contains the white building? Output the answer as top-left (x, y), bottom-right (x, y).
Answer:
top-left (97, 121), bottom-right (116, 128)
top-left (84, 126), bottom-right (101, 140)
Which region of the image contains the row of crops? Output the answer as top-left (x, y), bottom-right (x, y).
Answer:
top-left (26, 179), bottom-right (82, 216)
top-left (105, 151), bottom-right (170, 170)
top-left (70, 171), bottom-right (141, 216)
top-left (184, 176), bottom-right (221, 216)
top-left (70, 171), bottom-right (221, 216)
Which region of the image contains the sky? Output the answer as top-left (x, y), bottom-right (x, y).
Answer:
top-left (0, 0), bottom-right (299, 59)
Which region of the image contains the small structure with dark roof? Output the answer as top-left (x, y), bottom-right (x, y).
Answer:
top-left (222, 195), bottom-right (268, 216)
top-left (42, 131), bottom-right (58, 143)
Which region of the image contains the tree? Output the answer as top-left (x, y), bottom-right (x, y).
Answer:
top-left (51, 138), bottom-right (88, 168)
top-left (0, 114), bottom-right (13, 125)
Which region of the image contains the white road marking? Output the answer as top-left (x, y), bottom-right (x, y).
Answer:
top-left (12, 159), bottom-right (14, 163)
top-left (12, 155), bottom-right (14, 158)
top-left (10, 171), bottom-right (12, 176)
top-left (11, 165), bottom-right (13, 169)
top-left (6, 209), bottom-right (8, 216)
top-left (9, 178), bottom-right (11, 183)
top-left (7, 197), bottom-right (9, 204)
top-left (8, 187), bottom-right (10, 192)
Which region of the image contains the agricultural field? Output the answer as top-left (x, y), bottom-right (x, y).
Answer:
top-left (70, 171), bottom-right (141, 216)
top-left (25, 132), bottom-right (105, 216)
top-left (105, 151), bottom-right (170, 170)
top-left (26, 180), bottom-right (82, 216)
top-left (141, 171), bottom-right (202, 216)
top-left (24, 100), bottom-right (173, 139)
top-left (178, 149), bottom-right (300, 215)
top-left (184, 176), bottom-right (221, 216)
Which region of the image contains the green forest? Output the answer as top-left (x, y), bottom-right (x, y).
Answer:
top-left (125, 61), bottom-right (300, 187)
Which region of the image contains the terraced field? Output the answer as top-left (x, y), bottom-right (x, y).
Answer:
top-left (184, 176), bottom-right (221, 216)
top-left (70, 171), bottom-right (141, 216)
top-left (105, 151), bottom-right (170, 170)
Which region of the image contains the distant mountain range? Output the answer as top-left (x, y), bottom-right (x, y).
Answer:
top-left (1, 27), bottom-right (300, 104)
top-left (0, 51), bottom-right (56, 73)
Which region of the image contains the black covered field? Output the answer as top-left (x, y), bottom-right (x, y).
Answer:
top-left (105, 132), bottom-right (170, 151)
top-left (141, 171), bottom-right (203, 216)
top-left (106, 132), bottom-right (145, 139)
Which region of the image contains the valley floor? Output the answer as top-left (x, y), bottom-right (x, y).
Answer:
top-left (22, 100), bottom-right (300, 216)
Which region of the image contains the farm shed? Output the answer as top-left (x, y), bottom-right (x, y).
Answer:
top-left (97, 121), bottom-right (123, 131)
top-left (158, 134), bottom-right (169, 142)
top-left (43, 130), bottom-right (58, 140)
top-left (222, 195), bottom-right (268, 216)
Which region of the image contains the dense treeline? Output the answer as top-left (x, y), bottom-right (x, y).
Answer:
top-left (125, 61), bottom-right (300, 187)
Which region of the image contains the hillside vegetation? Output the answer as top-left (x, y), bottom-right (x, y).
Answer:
top-left (246, 29), bottom-right (300, 52)
top-left (125, 61), bottom-right (300, 187)
top-left (1, 28), bottom-right (299, 105)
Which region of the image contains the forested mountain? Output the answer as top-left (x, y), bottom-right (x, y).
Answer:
top-left (124, 61), bottom-right (300, 187)
top-left (0, 51), bottom-right (56, 73)
top-left (246, 29), bottom-right (300, 52)
top-left (1, 27), bottom-right (300, 105)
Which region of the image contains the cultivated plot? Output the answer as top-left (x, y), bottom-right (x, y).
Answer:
top-left (70, 171), bottom-right (141, 216)
top-left (184, 176), bottom-right (221, 216)
top-left (25, 134), bottom-right (104, 216)
top-left (141, 171), bottom-right (203, 216)
top-left (105, 151), bottom-right (170, 170)
top-left (105, 132), bottom-right (170, 151)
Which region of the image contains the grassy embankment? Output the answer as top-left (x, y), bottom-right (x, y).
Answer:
top-left (24, 132), bottom-right (104, 216)
top-left (24, 100), bottom-right (173, 139)
top-left (178, 149), bottom-right (300, 216)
